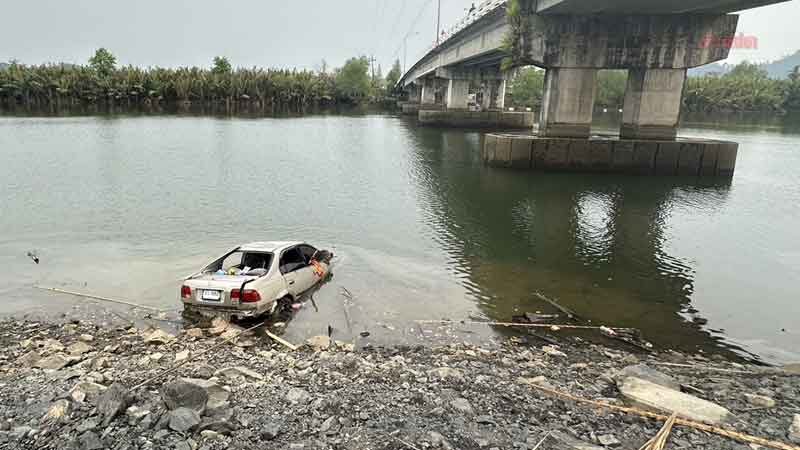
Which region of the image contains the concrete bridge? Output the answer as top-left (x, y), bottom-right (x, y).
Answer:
top-left (398, 0), bottom-right (790, 176)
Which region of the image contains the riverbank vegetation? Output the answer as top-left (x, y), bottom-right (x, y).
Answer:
top-left (509, 62), bottom-right (800, 113)
top-left (0, 49), bottom-right (403, 112)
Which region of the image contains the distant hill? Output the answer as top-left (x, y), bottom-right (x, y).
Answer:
top-left (762, 51), bottom-right (800, 79)
top-left (689, 51), bottom-right (800, 79)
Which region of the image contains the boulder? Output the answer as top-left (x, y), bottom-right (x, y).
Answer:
top-left (97, 383), bottom-right (132, 426)
top-left (618, 377), bottom-right (731, 424)
top-left (161, 380), bottom-right (208, 413)
top-left (175, 350), bottom-right (190, 362)
top-left (185, 328), bottom-right (204, 338)
top-left (789, 414), bottom-right (800, 444)
top-left (613, 364), bottom-right (680, 391)
top-left (168, 408), bottom-right (201, 433)
top-left (214, 366), bottom-right (264, 381)
top-left (79, 334), bottom-right (94, 342)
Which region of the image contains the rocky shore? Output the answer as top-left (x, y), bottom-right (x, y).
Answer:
top-left (1, 318), bottom-right (800, 450)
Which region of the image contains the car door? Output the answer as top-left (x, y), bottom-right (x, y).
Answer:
top-left (279, 246), bottom-right (313, 297)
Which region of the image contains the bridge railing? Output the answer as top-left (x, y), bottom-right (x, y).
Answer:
top-left (400, 0), bottom-right (507, 84)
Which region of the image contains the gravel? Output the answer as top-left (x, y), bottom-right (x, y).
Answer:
top-left (0, 318), bottom-right (799, 450)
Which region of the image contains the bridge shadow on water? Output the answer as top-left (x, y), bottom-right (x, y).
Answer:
top-left (401, 120), bottom-right (754, 360)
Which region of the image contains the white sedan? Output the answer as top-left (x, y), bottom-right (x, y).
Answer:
top-left (180, 241), bottom-right (332, 319)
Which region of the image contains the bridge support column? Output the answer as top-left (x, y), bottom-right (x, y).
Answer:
top-left (540, 68), bottom-right (597, 138)
top-left (421, 79), bottom-right (436, 106)
top-left (621, 69), bottom-right (686, 140)
top-left (445, 79), bottom-right (470, 110)
top-left (480, 79), bottom-right (506, 111)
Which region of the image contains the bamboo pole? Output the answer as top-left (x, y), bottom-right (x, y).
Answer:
top-left (34, 286), bottom-right (165, 312)
top-left (415, 319), bottom-right (638, 333)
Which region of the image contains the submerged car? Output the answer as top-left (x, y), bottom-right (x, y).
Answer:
top-left (180, 241), bottom-right (332, 319)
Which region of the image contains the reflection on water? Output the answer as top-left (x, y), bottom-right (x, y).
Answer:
top-left (1, 111), bottom-right (798, 363)
top-left (405, 126), bottom-right (749, 357)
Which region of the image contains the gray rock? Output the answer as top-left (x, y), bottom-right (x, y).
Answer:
top-left (261, 421), bottom-right (281, 440)
top-left (77, 431), bottom-right (104, 450)
top-left (450, 398), bottom-right (474, 415)
top-left (180, 378), bottom-right (229, 410)
top-left (618, 377), bottom-right (730, 424)
top-left (597, 434), bottom-right (620, 447)
top-left (549, 431), bottom-right (604, 450)
top-left (144, 329), bottom-right (175, 345)
top-left (319, 416), bottom-right (339, 435)
top-left (76, 418), bottom-right (100, 433)
top-left (17, 351), bottom-right (40, 367)
top-left (427, 431), bottom-right (445, 447)
top-left (789, 414), bottom-right (800, 444)
top-left (161, 380), bottom-right (208, 413)
top-left (97, 383), bottom-right (132, 427)
top-left (428, 367), bottom-right (464, 381)
top-left (744, 393), bottom-right (776, 408)
top-left (214, 366), bottom-right (264, 381)
top-left (175, 441), bottom-right (192, 450)
top-left (35, 353), bottom-right (72, 370)
top-left (613, 364), bottom-right (680, 391)
top-left (168, 408), bottom-right (201, 433)
top-left (9, 426), bottom-right (32, 440)
top-left (306, 335), bottom-right (331, 351)
top-left (42, 399), bottom-right (70, 422)
top-left (475, 415), bottom-right (496, 425)
top-left (286, 388), bottom-right (311, 404)
top-left (67, 341), bottom-right (93, 356)
top-left (70, 381), bottom-right (107, 404)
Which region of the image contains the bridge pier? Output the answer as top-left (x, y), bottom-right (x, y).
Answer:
top-left (539, 68), bottom-right (598, 139)
top-left (445, 79), bottom-right (471, 110)
top-left (621, 69), bottom-right (687, 140)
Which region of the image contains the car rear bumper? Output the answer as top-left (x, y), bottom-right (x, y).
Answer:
top-left (182, 300), bottom-right (274, 318)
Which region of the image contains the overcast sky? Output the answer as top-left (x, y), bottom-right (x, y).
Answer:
top-left (1, 0), bottom-right (798, 72)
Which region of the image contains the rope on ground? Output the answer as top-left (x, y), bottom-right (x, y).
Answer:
top-left (131, 321), bottom-right (266, 391)
top-left (414, 319), bottom-right (638, 333)
top-left (522, 381), bottom-right (800, 450)
top-left (34, 286), bottom-right (165, 312)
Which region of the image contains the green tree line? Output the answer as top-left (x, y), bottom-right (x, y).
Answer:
top-left (509, 63), bottom-right (800, 113)
top-left (0, 49), bottom-right (404, 110)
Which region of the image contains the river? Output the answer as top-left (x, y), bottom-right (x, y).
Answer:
top-left (1, 110), bottom-right (798, 364)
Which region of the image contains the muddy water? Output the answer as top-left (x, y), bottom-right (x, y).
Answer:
top-left (1, 112), bottom-right (799, 363)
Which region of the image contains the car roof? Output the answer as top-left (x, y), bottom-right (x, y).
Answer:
top-left (238, 241), bottom-right (304, 253)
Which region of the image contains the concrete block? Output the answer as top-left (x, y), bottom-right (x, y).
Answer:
top-left (716, 143), bottom-right (738, 177)
top-left (612, 141), bottom-right (635, 171)
top-left (532, 139), bottom-right (549, 169)
top-left (588, 141), bottom-right (613, 170)
top-left (618, 377), bottom-right (731, 425)
top-left (700, 143), bottom-right (720, 176)
top-left (633, 142), bottom-right (658, 174)
top-left (678, 143), bottom-right (703, 176)
top-left (495, 137), bottom-right (512, 167)
top-left (483, 134), bottom-right (497, 163)
top-left (568, 139), bottom-right (591, 170)
top-left (544, 139), bottom-right (569, 169)
top-left (655, 142), bottom-right (681, 175)
top-left (510, 138), bottom-right (533, 169)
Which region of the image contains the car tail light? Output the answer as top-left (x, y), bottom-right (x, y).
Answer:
top-left (231, 289), bottom-right (261, 303)
top-left (180, 285), bottom-right (192, 299)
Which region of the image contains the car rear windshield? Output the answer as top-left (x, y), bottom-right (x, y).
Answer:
top-left (205, 250), bottom-right (273, 275)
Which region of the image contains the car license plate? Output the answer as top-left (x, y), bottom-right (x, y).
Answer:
top-left (201, 290), bottom-right (222, 301)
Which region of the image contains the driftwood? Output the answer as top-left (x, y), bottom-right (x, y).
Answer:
top-left (34, 286), bottom-right (164, 312)
top-left (639, 413), bottom-right (678, 450)
top-left (263, 329), bottom-right (298, 351)
top-left (415, 319), bottom-right (639, 333)
top-left (522, 381), bottom-right (800, 450)
top-left (533, 292), bottom-right (581, 321)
